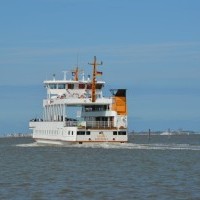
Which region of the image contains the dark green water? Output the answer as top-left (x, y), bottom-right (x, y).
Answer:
top-left (0, 135), bottom-right (200, 200)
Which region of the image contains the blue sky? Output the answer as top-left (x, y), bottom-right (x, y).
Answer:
top-left (0, 0), bottom-right (200, 134)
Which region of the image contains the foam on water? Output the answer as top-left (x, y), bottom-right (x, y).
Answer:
top-left (72, 142), bottom-right (200, 150)
top-left (16, 142), bottom-right (40, 147)
top-left (16, 142), bottom-right (200, 151)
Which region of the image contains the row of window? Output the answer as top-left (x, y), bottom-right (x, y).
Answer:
top-left (84, 105), bottom-right (109, 112)
top-left (34, 130), bottom-right (126, 136)
top-left (77, 131), bottom-right (91, 135)
top-left (77, 131), bottom-right (126, 136)
top-left (34, 130), bottom-right (74, 136)
top-left (113, 131), bottom-right (127, 135)
top-left (48, 83), bottom-right (103, 90)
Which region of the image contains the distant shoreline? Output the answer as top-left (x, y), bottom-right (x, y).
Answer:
top-left (0, 131), bottom-right (199, 139)
top-left (129, 130), bottom-right (199, 135)
top-left (0, 133), bottom-right (32, 138)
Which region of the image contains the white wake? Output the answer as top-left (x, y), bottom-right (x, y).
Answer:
top-left (16, 142), bottom-right (200, 151)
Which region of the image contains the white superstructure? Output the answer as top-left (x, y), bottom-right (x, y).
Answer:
top-left (29, 56), bottom-right (128, 144)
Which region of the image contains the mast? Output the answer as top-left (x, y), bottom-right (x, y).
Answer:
top-left (88, 56), bottom-right (103, 102)
top-left (71, 67), bottom-right (79, 81)
top-left (72, 66), bottom-right (84, 81)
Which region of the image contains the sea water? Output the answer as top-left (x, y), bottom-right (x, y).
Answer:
top-left (0, 134), bottom-right (200, 200)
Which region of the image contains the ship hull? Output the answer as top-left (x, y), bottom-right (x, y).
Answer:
top-left (34, 138), bottom-right (127, 145)
top-left (30, 121), bottom-right (128, 145)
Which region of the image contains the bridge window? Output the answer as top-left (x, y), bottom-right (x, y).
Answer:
top-left (68, 84), bottom-right (74, 89)
top-left (79, 84), bottom-right (85, 89)
top-left (49, 84), bottom-right (57, 89)
top-left (58, 84), bottom-right (66, 89)
top-left (86, 84), bottom-right (103, 89)
top-left (87, 84), bottom-right (92, 89)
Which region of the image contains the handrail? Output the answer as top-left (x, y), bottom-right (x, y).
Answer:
top-left (30, 119), bottom-right (114, 129)
top-left (86, 121), bottom-right (114, 128)
top-left (65, 120), bottom-right (114, 128)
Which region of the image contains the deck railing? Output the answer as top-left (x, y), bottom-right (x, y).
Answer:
top-left (65, 121), bottom-right (78, 127)
top-left (65, 120), bottom-right (114, 129)
top-left (86, 121), bottom-right (114, 129)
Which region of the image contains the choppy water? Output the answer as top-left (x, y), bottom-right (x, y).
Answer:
top-left (0, 134), bottom-right (200, 200)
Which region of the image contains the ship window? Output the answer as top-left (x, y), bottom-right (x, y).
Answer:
top-left (85, 106), bottom-right (92, 112)
top-left (77, 131), bottom-right (85, 135)
top-left (86, 131), bottom-right (90, 135)
top-left (58, 84), bottom-right (65, 89)
top-left (85, 105), bottom-right (108, 112)
top-left (118, 131), bottom-right (126, 135)
top-left (68, 84), bottom-right (74, 89)
top-left (68, 131), bottom-right (70, 135)
top-left (72, 131), bottom-right (73, 135)
top-left (96, 84), bottom-right (103, 89)
top-left (49, 84), bottom-right (57, 89)
top-left (113, 131), bottom-right (117, 135)
top-left (79, 84), bottom-right (85, 89)
top-left (87, 84), bottom-right (92, 89)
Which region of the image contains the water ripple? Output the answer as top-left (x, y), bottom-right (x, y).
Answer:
top-left (16, 142), bottom-right (200, 151)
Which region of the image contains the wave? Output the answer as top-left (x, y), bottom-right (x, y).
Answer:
top-left (71, 143), bottom-right (200, 151)
top-left (16, 142), bottom-right (200, 151)
top-left (16, 142), bottom-right (39, 147)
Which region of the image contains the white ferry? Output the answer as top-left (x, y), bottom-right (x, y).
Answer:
top-left (29, 56), bottom-right (128, 144)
